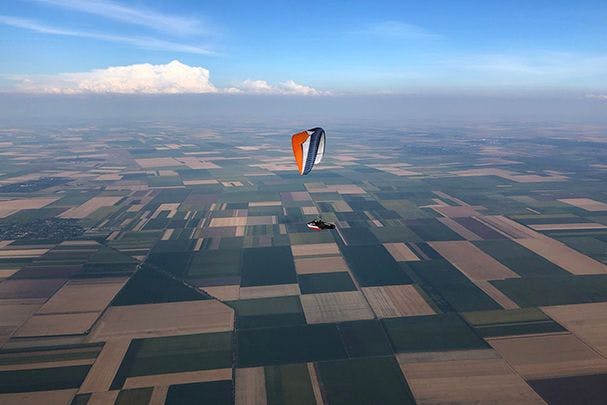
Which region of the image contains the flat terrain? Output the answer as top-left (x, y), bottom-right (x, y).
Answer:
top-left (0, 121), bottom-right (607, 403)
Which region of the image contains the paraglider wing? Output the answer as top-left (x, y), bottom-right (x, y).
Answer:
top-left (306, 218), bottom-right (335, 231)
top-left (292, 127), bottom-right (325, 175)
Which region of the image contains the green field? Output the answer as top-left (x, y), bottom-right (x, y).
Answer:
top-left (241, 246), bottom-right (297, 286)
top-left (111, 332), bottom-right (232, 389)
top-left (462, 308), bottom-right (566, 337)
top-left (298, 272), bottom-right (357, 294)
top-left (382, 313), bottom-right (489, 353)
top-left (341, 245), bottom-right (411, 287)
top-left (338, 319), bottom-right (393, 357)
top-left (237, 324), bottom-right (347, 367)
top-left (230, 296), bottom-right (306, 329)
top-left (265, 363), bottom-right (317, 405)
top-left (408, 259), bottom-right (501, 312)
top-left (491, 275), bottom-right (607, 307)
top-left (317, 357), bottom-right (415, 405)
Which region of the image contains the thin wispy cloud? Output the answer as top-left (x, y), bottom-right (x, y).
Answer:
top-left (356, 20), bottom-right (442, 40)
top-left (0, 15), bottom-right (212, 54)
top-left (32, 0), bottom-right (204, 36)
top-left (444, 52), bottom-right (607, 80)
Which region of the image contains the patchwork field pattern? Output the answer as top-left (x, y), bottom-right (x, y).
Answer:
top-left (1, 122), bottom-right (607, 403)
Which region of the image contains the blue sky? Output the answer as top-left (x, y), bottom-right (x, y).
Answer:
top-left (1, 0), bottom-right (606, 94)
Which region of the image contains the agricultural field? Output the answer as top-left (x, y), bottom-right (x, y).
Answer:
top-left (0, 121), bottom-right (607, 404)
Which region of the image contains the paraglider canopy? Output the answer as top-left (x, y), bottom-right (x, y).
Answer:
top-left (292, 127), bottom-right (325, 175)
top-left (307, 216), bottom-right (335, 231)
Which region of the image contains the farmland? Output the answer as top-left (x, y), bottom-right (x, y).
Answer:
top-left (0, 120), bottom-right (607, 403)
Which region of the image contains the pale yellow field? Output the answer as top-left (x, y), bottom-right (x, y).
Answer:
top-left (516, 238), bottom-right (607, 275)
top-left (374, 167), bottom-right (420, 176)
top-left (437, 217), bottom-right (482, 240)
top-left (96, 173), bottom-right (122, 181)
top-left (135, 157), bottom-right (180, 168)
top-left (90, 299), bottom-right (234, 341)
top-left (87, 391), bottom-right (120, 405)
top-left (452, 168), bottom-right (567, 183)
top-left (397, 349), bottom-right (545, 404)
top-left (305, 184), bottom-right (366, 194)
top-left (124, 368), bottom-right (232, 389)
top-left (0, 301), bottom-right (41, 342)
top-left (161, 229), bottom-right (174, 240)
top-left (288, 191), bottom-right (312, 201)
top-left (151, 203), bottom-right (180, 218)
top-left (332, 201), bottom-right (353, 212)
top-left (558, 198), bottom-right (607, 211)
top-left (432, 191), bottom-right (471, 206)
top-left (383, 243), bottom-right (420, 261)
top-left (0, 357), bottom-right (95, 372)
top-left (239, 284), bottom-right (300, 299)
top-left (175, 157), bottom-right (220, 169)
top-left (0, 240), bottom-right (13, 248)
top-left (0, 197), bottom-right (59, 218)
top-left (14, 312), bottom-right (101, 337)
top-left (429, 241), bottom-right (519, 281)
top-left (0, 173), bottom-right (44, 185)
top-left (301, 206), bottom-right (319, 215)
top-left (78, 338), bottom-right (132, 393)
top-left (529, 222), bottom-right (607, 230)
top-left (37, 278), bottom-right (127, 315)
top-left (0, 389), bottom-right (77, 405)
top-left (295, 256), bottom-right (349, 274)
top-left (202, 285), bottom-right (240, 301)
top-left (291, 243), bottom-right (340, 257)
top-left (0, 248), bottom-right (50, 258)
top-left (210, 217), bottom-right (248, 227)
top-left (474, 280), bottom-right (520, 310)
top-left (488, 333), bottom-right (607, 379)
top-left (307, 362), bottom-right (325, 405)
top-left (369, 163), bottom-right (420, 176)
top-left (59, 196), bottom-right (123, 219)
top-left (246, 216), bottom-right (277, 226)
top-left (301, 291), bottom-right (374, 324)
top-left (148, 387), bottom-right (169, 405)
top-left (542, 302), bottom-right (607, 358)
top-left (363, 285), bottom-right (435, 318)
top-left (236, 367), bottom-right (267, 405)
top-left (431, 205), bottom-right (483, 218)
top-left (478, 215), bottom-right (541, 239)
top-left (249, 201), bottom-right (281, 207)
top-left (182, 179), bottom-right (219, 185)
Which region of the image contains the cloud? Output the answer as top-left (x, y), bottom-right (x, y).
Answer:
top-left (585, 94), bottom-right (607, 100)
top-left (0, 15), bottom-right (212, 54)
top-left (33, 0), bottom-right (204, 36)
top-left (225, 79), bottom-right (326, 95)
top-left (228, 79), bottom-right (274, 94)
top-left (15, 60), bottom-right (217, 94)
top-left (464, 52), bottom-right (607, 76)
top-left (356, 21), bottom-right (441, 40)
top-left (9, 60), bottom-right (326, 95)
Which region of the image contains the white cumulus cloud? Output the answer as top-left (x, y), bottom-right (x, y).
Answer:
top-left (10, 61), bottom-right (327, 95)
top-left (16, 60), bottom-right (217, 94)
top-left (225, 79), bottom-right (326, 95)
